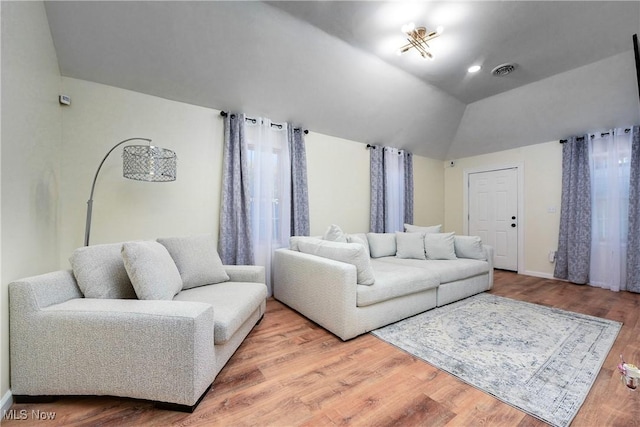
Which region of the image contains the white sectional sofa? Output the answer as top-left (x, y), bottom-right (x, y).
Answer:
top-left (9, 235), bottom-right (267, 412)
top-left (273, 225), bottom-right (494, 341)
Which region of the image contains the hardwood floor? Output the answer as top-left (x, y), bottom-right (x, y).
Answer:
top-left (4, 270), bottom-right (640, 426)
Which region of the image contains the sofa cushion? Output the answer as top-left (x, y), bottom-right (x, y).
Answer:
top-left (122, 241), bottom-right (183, 300)
top-left (289, 235), bottom-right (321, 251)
top-left (425, 232), bottom-right (457, 260)
top-left (377, 257), bottom-right (490, 284)
top-left (395, 232), bottom-right (426, 260)
top-left (323, 224), bottom-right (348, 242)
top-left (405, 223), bottom-right (442, 234)
top-left (297, 238), bottom-right (375, 285)
top-left (347, 233), bottom-right (370, 257)
top-left (157, 234), bottom-right (229, 289)
top-left (454, 235), bottom-right (486, 260)
top-left (367, 233), bottom-right (397, 258)
top-left (69, 243), bottom-right (136, 299)
top-left (357, 260), bottom-right (439, 307)
top-left (174, 281), bottom-right (267, 344)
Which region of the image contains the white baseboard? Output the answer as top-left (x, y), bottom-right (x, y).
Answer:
top-left (521, 270), bottom-right (555, 279)
top-left (1, 389), bottom-right (13, 414)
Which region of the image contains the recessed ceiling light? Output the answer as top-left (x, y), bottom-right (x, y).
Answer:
top-left (468, 65), bottom-right (481, 73)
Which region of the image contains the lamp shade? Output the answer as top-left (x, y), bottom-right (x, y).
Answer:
top-left (123, 145), bottom-right (177, 182)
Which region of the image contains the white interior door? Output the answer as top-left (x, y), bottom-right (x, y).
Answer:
top-left (468, 168), bottom-right (518, 271)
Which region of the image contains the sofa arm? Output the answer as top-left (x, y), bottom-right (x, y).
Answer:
top-left (224, 265), bottom-right (265, 283)
top-left (10, 288), bottom-right (216, 407)
top-left (9, 270), bottom-right (83, 309)
top-left (273, 248), bottom-right (358, 340)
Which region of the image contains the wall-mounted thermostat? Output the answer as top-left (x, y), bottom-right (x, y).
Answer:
top-left (59, 95), bottom-right (71, 105)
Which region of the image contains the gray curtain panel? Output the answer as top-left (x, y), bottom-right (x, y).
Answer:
top-left (288, 127), bottom-right (310, 236)
top-left (370, 146), bottom-right (415, 233)
top-left (218, 113), bottom-right (255, 265)
top-left (370, 145), bottom-right (385, 233)
top-left (627, 126), bottom-right (640, 292)
top-left (554, 136), bottom-right (591, 284)
top-left (403, 151), bottom-right (414, 225)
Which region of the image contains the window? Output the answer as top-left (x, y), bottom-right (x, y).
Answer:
top-left (244, 119), bottom-right (291, 247)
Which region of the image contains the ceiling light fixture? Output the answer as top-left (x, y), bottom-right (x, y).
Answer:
top-left (468, 65), bottom-right (481, 73)
top-left (396, 23), bottom-right (443, 60)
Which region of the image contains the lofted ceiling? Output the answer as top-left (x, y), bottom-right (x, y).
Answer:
top-left (43, 1), bottom-right (640, 160)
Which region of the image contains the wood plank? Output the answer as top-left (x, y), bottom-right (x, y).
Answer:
top-left (4, 270), bottom-right (640, 426)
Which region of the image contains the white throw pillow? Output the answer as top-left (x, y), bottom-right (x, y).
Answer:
top-left (69, 243), bottom-right (137, 299)
top-left (454, 235), bottom-right (486, 260)
top-left (297, 239), bottom-right (375, 285)
top-left (404, 223), bottom-right (442, 234)
top-left (122, 241), bottom-right (183, 300)
top-left (157, 234), bottom-right (230, 289)
top-left (395, 232), bottom-right (426, 260)
top-left (424, 232), bottom-right (458, 260)
top-left (366, 233), bottom-right (397, 258)
top-left (347, 233), bottom-right (370, 257)
top-left (323, 224), bottom-right (348, 242)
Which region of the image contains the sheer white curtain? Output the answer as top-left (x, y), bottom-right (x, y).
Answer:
top-left (589, 128), bottom-right (632, 291)
top-left (244, 118), bottom-right (291, 291)
top-left (383, 147), bottom-right (406, 232)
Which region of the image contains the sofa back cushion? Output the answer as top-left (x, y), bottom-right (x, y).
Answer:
top-left (122, 241), bottom-right (183, 300)
top-left (424, 232), bottom-right (458, 260)
top-left (366, 233), bottom-right (397, 258)
top-left (395, 232), bottom-right (426, 260)
top-left (454, 235), bottom-right (486, 260)
top-left (289, 235), bottom-right (321, 251)
top-left (404, 223), bottom-right (442, 234)
top-left (69, 243), bottom-right (136, 299)
top-left (157, 234), bottom-right (230, 290)
top-left (297, 238), bottom-right (375, 285)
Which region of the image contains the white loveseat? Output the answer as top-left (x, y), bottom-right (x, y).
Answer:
top-left (273, 225), bottom-right (494, 341)
top-left (9, 235), bottom-right (267, 412)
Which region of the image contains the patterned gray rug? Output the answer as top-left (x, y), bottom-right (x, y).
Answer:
top-left (371, 293), bottom-right (621, 427)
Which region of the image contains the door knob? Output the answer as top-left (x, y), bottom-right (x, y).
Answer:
top-left (511, 216), bottom-right (516, 220)
top-left (511, 223), bottom-right (516, 228)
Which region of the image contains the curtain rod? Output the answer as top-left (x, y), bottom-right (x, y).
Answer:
top-left (366, 144), bottom-right (412, 156)
top-left (559, 128), bottom-right (631, 143)
top-left (220, 111), bottom-right (308, 134)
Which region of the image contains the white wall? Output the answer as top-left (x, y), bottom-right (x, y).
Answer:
top-left (444, 141), bottom-right (563, 277)
top-left (58, 77), bottom-right (224, 262)
top-left (1, 1), bottom-right (62, 407)
top-left (59, 78), bottom-right (446, 255)
top-left (305, 133), bottom-right (371, 235)
top-left (305, 134), bottom-right (444, 235)
top-left (413, 155), bottom-right (445, 228)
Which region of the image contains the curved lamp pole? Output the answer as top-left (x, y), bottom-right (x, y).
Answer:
top-left (84, 137), bottom-right (152, 246)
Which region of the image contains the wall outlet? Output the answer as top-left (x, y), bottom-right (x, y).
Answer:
top-left (59, 95), bottom-right (71, 105)
top-left (548, 250), bottom-right (556, 263)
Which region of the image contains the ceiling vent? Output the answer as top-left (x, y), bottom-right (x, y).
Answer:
top-left (491, 63), bottom-right (517, 76)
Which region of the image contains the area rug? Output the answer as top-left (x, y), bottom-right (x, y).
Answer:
top-left (371, 293), bottom-right (621, 427)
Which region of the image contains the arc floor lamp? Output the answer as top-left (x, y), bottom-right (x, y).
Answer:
top-left (84, 137), bottom-right (177, 246)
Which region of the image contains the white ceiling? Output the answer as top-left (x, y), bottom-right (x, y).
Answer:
top-left (43, 1), bottom-right (640, 159)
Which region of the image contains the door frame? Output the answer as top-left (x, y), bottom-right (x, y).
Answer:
top-left (463, 162), bottom-right (524, 274)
